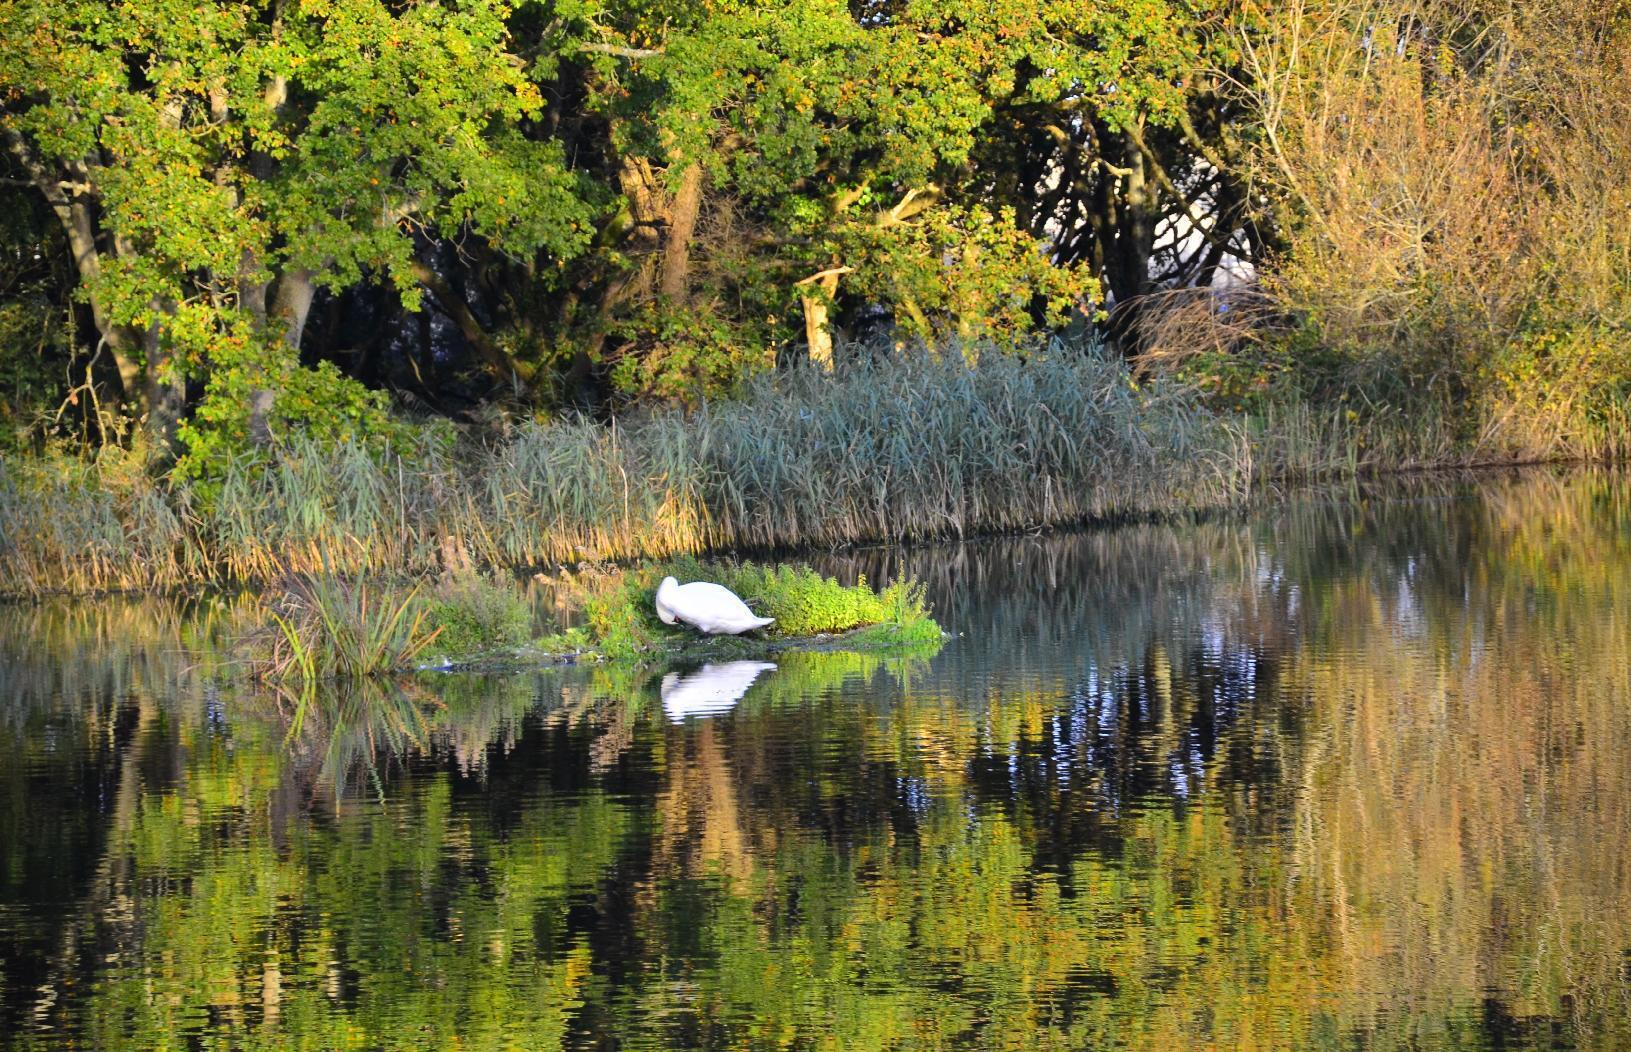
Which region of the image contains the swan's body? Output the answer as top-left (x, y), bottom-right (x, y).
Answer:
top-left (661, 661), bottom-right (778, 722)
top-left (654, 576), bottom-right (775, 635)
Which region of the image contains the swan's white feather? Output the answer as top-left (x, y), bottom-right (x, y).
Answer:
top-left (654, 576), bottom-right (775, 635)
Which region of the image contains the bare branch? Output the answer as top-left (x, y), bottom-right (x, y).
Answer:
top-left (1123, 120), bottom-right (1239, 258)
top-left (579, 43), bottom-right (663, 59)
top-left (795, 265), bottom-right (854, 286)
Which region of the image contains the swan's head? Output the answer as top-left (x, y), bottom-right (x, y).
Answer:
top-left (654, 576), bottom-right (680, 624)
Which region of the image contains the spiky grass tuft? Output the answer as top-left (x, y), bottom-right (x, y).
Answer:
top-left (248, 574), bottom-right (442, 683)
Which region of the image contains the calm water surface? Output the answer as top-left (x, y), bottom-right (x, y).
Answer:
top-left (3, 471), bottom-right (1630, 1049)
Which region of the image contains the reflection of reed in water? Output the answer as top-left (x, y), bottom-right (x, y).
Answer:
top-left (275, 671), bottom-right (565, 801)
top-left (0, 593), bottom-right (251, 730)
top-left (1281, 472), bottom-right (1631, 1040)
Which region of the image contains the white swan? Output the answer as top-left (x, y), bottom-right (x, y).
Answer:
top-left (661, 661), bottom-right (778, 722)
top-left (654, 576), bottom-right (775, 635)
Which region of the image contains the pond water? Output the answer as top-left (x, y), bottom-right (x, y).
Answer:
top-left (3, 470), bottom-right (1630, 1049)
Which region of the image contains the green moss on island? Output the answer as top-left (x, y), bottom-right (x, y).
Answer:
top-left (564, 558), bottom-right (938, 658)
top-left (526, 558), bottom-right (943, 667)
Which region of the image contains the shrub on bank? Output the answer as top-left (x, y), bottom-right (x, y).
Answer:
top-left (425, 572), bottom-right (534, 657)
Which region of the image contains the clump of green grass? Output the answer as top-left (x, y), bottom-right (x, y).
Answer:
top-left (248, 574), bottom-right (442, 682)
top-left (424, 571), bottom-right (534, 658)
top-left (548, 557), bottom-right (940, 661)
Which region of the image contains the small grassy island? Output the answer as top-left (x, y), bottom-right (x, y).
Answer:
top-left (247, 558), bottom-right (941, 685)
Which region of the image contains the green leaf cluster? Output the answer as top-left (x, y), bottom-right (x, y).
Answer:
top-left (2, 0), bottom-right (1243, 442)
top-left (1, 0), bottom-right (595, 457)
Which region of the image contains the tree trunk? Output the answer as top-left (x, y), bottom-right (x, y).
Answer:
top-left (68, 203), bottom-right (145, 406)
top-left (242, 256), bottom-right (274, 449)
top-left (237, 267), bottom-right (317, 450)
top-left (795, 266), bottom-right (851, 371)
top-left (1105, 124), bottom-right (1157, 355)
top-left (572, 155), bottom-right (679, 387)
top-left (801, 291), bottom-right (835, 371)
top-left (271, 267), bottom-right (316, 350)
top-left (658, 162), bottom-right (704, 302)
top-left (139, 320), bottom-right (184, 450)
top-left (615, 155), bottom-right (666, 302)
top-left (241, 253), bottom-right (270, 331)
top-left (4, 131), bottom-right (145, 410)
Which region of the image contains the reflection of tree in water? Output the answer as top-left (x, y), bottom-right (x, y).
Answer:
top-left (811, 519), bottom-right (1312, 857)
top-left (649, 722), bottom-right (754, 884)
top-left (6, 470), bottom-right (1631, 1047)
top-left (1272, 471), bottom-right (1631, 1042)
top-left (966, 637), bottom-right (1300, 879)
top-left (0, 595), bottom-right (241, 1034)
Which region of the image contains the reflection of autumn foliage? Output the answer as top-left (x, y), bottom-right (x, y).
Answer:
top-left (5, 472), bottom-right (1631, 1046)
top-left (1286, 473), bottom-right (1631, 1037)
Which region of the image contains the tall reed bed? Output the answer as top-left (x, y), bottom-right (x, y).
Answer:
top-left (0, 345), bottom-right (1249, 595)
top-left (1242, 395), bottom-right (1631, 486)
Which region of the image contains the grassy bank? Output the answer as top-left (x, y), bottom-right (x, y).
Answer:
top-left (246, 558), bottom-right (941, 684)
top-left (0, 346), bottom-right (1245, 596)
top-left (5, 341), bottom-right (1622, 599)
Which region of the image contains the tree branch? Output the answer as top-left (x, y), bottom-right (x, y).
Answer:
top-left (1123, 120), bottom-right (1240, 259)
top-left (876, 186), bottom-right (939, 228)
top-left (1175, 105), bottom-right (1230, 174)
top-left (795, 265), bottom-right (854, 286)
top-left (579, 43), bottom-right (663, 59)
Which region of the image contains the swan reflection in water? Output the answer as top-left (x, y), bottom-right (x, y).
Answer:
top-left (660, 661), bottom-right (778, 722)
